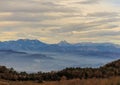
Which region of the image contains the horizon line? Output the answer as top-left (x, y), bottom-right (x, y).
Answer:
top-left (0, 38), bottom-right (119, 45)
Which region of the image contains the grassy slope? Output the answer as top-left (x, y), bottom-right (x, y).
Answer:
top-left (0, 76), bottom-right (120, 85)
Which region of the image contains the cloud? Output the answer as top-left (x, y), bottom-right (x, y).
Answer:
top-left (77, 0), bottom-right (100, 4)
top-left (87, 12), bottom-right (119, 17)
top-left (0, 0), bottom-right (75, 13)
top-left (49, 17), bottom-right (120, 33)
top-left (0, 13), bottom-right (59, 22)
top-left (0, 0), bottom-right (119, 44)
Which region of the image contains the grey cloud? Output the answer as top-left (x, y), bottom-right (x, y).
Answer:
top-left (0, 0), bottom-right (75, 13)
top-left (87, 12), bottom-right (119, 17)
top-left (41, 2), bottom-right (64, 6)
top-left (0, 12), bottom-right (83, 22)
top-left (107, 25), bottom-right (119, 29)
top-left (86, 31), bottom-right (120, 38)
top-left (16, 31), bottom-right (59, 40)
top-left (50, 17), bottom-right (120, 34)
top-left (0, 16), bottom-right (119, 34)
top-left (0, 13), bottom-right (59, 22)
top-left (77, 0), bottom-right (100, 4)
top-left (0, 24), bottom-right (60, 32)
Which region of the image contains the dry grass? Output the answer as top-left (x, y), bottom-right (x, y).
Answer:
top-left (42, 77), bottom-right (120, 85)
top-left (0, 76), bottom-right (120, 85)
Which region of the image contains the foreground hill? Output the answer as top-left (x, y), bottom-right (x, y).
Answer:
top-left (0, 59), bottom-right (119, 83)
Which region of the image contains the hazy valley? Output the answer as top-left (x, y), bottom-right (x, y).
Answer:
top-left (0, 39), bottom-right (120, 72)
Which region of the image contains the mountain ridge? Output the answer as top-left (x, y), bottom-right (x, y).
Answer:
top-left (0, 39), bottom-right (120, 58)
top-left (0, 39), bottom-right (119, 46)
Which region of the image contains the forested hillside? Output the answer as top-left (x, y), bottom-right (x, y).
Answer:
top-left (0, 59), bottom-right (120, 82)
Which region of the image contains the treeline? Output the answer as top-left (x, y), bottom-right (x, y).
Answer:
top-left (0, 59), bottom-right (120, 82)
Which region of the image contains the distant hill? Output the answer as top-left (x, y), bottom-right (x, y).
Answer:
top-left (0, 49), bottom-right (27, 54)
top-left (0, 49), bottom-right (53, 60)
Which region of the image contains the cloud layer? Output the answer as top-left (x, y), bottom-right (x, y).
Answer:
top-left (0, 0), bottom-right (120, 44)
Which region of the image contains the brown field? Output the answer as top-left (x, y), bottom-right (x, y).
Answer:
top-left (0, 76), bottom-right (120, 85)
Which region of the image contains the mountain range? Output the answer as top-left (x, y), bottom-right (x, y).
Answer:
top-left (0, 39), bottom-right (120, 72)
top-left (0, 39), bottom-right (120, 57)
top-left (0, 39), bottom-right (119, 51)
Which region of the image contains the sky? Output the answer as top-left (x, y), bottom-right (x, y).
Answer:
top-left (0, 0), bottom-right (120, 44)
